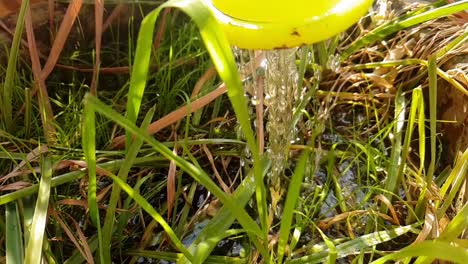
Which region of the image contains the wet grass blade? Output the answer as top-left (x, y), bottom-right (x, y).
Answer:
top-left (341, 1), bottom-right (468, 59)
top-left (6, 202), bottom-right (24, 263)
top-left (182, 161), bottom-right (271, 264)
top-left (277, 150), bottom-right (310, 263)
top-left (383, 87), bottom-right (405, 205)
top-left (101, 107), bottom-right (155, 263)
top-left (287, 224), bottom-right (418, 263)
top-left (24, 154), bottom-right (53, 264)
top-left (105, 170), bottom-right (195, 262)
top-left (371, 240), bottom-right (468, 264)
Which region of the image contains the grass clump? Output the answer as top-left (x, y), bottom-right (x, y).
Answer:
top-left (0, 0), bottom-right (467, 263)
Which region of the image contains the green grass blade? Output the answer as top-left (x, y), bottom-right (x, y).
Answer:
top-left (107, 171), bottom-right (195, 261)
top-left (287, 224), bottom-right (418, 263)
top-left (124, 3), bottom-right (158, 147)
top-left (22, 196), bottom-right (35, 251)
top-left (6, 202), bottom-right (24, 263)
top-left (401, 87), bottom-right (424, 178)
top-left (371, 240), bottom-right (468, 264)
top-left (314, 226), bottom-right (337, 264)
top-left (277, 151), bottom-right (310, 263)
top-left (427, 55), bottom-right (437, 183)
top-left (436, 148), bottom-right (468, 218)
top-left (439, 201), bottom-right (468, 241)
top-left (383, 87), bottom-right (405, 204)
top-left (82, 96), bottom-right (104, 263)
top-left (400, 87), bottom-right (425, 220)
top-left (24, 154), bottom-right (53, 264)
top-left (84, 93), bottom-right (264, 242)
top-left (415, 202), bottom-right (468, 264)
top-left (181, 160), bottom-right (271, 264)
top-left (101, 107), bottom-right (155, 263)
top-left (341, 1), bottom-right (468, 59)
top-left (1, 0), bottom-right (29, 130)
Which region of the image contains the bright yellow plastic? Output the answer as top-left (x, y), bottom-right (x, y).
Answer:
top-left (206, 0), bottom-right (373, 50)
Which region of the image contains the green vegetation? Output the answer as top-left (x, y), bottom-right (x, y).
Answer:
top-left (0, 0), bottom-right (467, 263)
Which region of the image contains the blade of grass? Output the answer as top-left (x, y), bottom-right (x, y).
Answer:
top-left (287, 224), bottom-right (419, 264)
top-left (6, 202), bottom-right (24, 263)
top-left (426, 55), bottom-right (437, 183)
top-left (115, 173), bottom-right (160, 245)
top-left (104, 170), bottom-right (195, 262)
top-left (438, 196), bottom-right (468, 241)
top-left (1, 0), bottom-right (29, 130)
top-left (435, 29), bottom-right (468, 58)
top-left (42, 235), bottom-right (59, 264)
top-left (328, 145), bottom-right (347, 213)
top-left (314, 225), bottom-right (338, 264)
top-left (22, 195), bottom-right (36, 251)
top-left (371, 240), bottom-right (468, 264)
top-left (277, 150), bottom-right (310, 263)
top-left (170, 0), bottom-right (267, 246)
top-left (101, 107), bottom-right (155, 263)
top-left (180, 160), bottom-right (271, 264)
top-left (400, 87), bottom-right (426, 221)
top-left (415, 202), bottom-right (468, 264)
top-left (24, 154), bottom-right (53, 264)
top-left (436, 148), bottom-right (468, 218)
top-left (82, 96), bottom-right (103, 263)
top-left (382, 87), bottom-right (405, 207)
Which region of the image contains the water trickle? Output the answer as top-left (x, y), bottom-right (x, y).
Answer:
top-left (235, 48), bottom-right (300, 189)
top-left (264, 48), bottom-right (299, 189)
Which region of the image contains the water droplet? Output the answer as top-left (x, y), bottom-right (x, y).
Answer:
top-left (251, 96), bottom-right (259, 106)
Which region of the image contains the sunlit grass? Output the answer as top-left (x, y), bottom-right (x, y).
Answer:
top-left (0, 0), bottom-right (467, 263)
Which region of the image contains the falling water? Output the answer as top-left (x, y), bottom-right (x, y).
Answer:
top-left (264, 49), bottom-right (298, 190)
top-left (235, 48), bottom-right (299, 192)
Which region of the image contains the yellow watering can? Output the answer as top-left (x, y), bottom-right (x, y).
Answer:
top-left (206, 0), bottom-right (374, 49)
